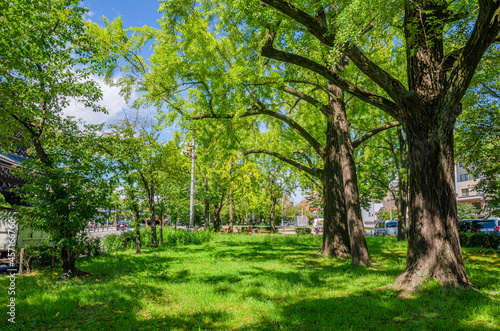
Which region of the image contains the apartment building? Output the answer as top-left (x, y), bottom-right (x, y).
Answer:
top-left (455, 162), bottom-right (489, 211)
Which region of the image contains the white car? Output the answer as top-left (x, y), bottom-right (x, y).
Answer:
top-left (374, 220), bottom-right (398, 237)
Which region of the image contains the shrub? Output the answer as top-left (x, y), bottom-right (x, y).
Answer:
top-left (19, 244), bottom-right (58, 273)
top-left (76, 234), bottom-right (103, 257)
top-left (102, 234), bottom-right (124, 252)
top-left (161, 228), bottom-right (212, 247)
top-left (295, 227), bottom-right (312, 235)
top-left (459, 232), bottom-right (500, 249)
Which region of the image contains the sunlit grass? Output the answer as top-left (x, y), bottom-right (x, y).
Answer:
top-left (1, 234), bottom-right (498, 330)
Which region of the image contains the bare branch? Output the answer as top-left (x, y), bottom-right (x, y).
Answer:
top-left (352, 121), bottom-right (401, 149)
top-left (245, 149), bottom-right (321, 178)
top-left (192, 105), bottom-right (325, 157)
top-left (261, 34), bottom-right (400, 118)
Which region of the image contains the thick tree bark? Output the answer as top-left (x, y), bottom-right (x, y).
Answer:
top-left (228, 188), bottom-right (234, 233)
top-left (332, 81), bottom-right (373, 266)
top-left (395, 115), bottom-right (469, 291)
top-left (319, 120), bottom-right (351, 258)
top-left (339, 126), bottom-right (372, 265)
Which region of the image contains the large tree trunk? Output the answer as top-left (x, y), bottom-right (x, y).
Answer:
top-left (228, 188), bottom-right (234, 233)
top-left (340, 134), bottom-right (372, 266)
top-left (320, 120), bottom-right (351, 258)
top-left (395, 119), bottom-right (469, 291)
top-left (328, 77), bottom-right (371, 265)
top-left (394, 3), bottom-right (471, 292)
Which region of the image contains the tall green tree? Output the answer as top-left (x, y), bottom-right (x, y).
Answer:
top-left (252, 0), bottom-right (500, 291)
top-left (0, 0), bottom-right (109, 277)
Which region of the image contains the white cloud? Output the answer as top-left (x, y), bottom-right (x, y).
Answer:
top-left (87, 10), bottom-right (95, 17)
top-left (63, 75), bottom-right (131, 125)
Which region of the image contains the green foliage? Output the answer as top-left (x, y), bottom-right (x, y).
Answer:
top-left (76, 234), bottom-right (103, 258)
top-left (15, 120), bottom-right (114, 246)
top-left (377, 208), bottom-right (398, 221)
top-left (103, 228), bottom-right (213, 252)
top-left (102, 234), bottom-right (126, 253)
top-left (161, 229), bottom-right (213, 247)
top-left (457, 203), bottom-right (480, 219)
top-left (0, 193), bottom-right (10, 208)
top-left (294, 227), bottom-right (312, 235)
top-left (459, 232), bottom-right (500, 249)
top-left (19, 244), bottom-right (57, 273)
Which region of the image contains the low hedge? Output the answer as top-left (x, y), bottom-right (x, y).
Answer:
top-left (295, 227), bottom-right (312, 235)
top-left (459, 232), bottom-right (500, 249)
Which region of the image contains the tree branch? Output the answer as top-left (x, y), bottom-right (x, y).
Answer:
top-left (192, 105), bottom-right (325, 157)
top-left (245, 149), bottom-right (321, 178)
top-left (443, 1), bottom-right (500, 111)
top-left (260, 0), bottom-right (407, 112)
top-left (351, 121), bottom-right (400, 149)
top-left (261, 32), bottom-right (400, 118)
top-left (281, 86), bottom-right (329, 117)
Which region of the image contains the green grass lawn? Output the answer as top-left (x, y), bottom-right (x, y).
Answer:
top-left (2, 234), bottom-right (499, 330)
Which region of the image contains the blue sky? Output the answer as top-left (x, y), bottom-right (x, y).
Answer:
top-left (83, 0), bottom-right (162, 29)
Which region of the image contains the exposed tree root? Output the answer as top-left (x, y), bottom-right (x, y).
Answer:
top-left (60, 268), bottom-right (89, 280)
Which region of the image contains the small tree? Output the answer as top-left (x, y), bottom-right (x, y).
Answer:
top-left (16, 120), bottom-right (113, 277)
top-left (457, 203), bottom-right (480, 220)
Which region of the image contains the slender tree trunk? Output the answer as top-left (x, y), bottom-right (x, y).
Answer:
top-left (61, 244), bottom-right (85, 278)
top-left (319, 120), bottom-right (351, 258)
top-left (397, 129), bottom-right (408, 241)
top-left (213, 205), bottom-right (221, 232)
top-left (204, 176), bottom-right (210, 230)
top-left (148, 180), bottom-right (157, 248)
top-left (228, 188), bottom-right (234, 233)
top-left (324, 76), bottom-right (369, 263)
top-left (134, 207), bottom-right (141, 254)
top-left (339, 136), bottom-right (372, 265)
top-left (159, 208), bottom-right (164, 244)
top-left (269, 166), bottom-right (277, 233)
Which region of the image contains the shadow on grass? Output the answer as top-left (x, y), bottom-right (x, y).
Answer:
top-left (5, 235), bottom-right (498, 330)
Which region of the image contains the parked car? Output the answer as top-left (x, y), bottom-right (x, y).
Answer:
top-left (471, 220), bottom-right (499, 233)
top-left (458, 219), bottom-right (500, 233)
top-left (374, 220), bottom-right (398, 237)
top-left (116, 221), bottom-right (131, 231)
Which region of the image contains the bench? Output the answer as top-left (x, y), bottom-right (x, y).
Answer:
top-left (261, 230), bottom-right (271, 234)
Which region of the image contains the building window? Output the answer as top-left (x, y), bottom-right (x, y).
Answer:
top-left (460, 174), bottom-right (468, 182)
top-left (472, 202), bottom-right (481, 210)
top-left (459, 161), bottom-right (463, 167)
top-left (462, 189), bottom-right (469, 196)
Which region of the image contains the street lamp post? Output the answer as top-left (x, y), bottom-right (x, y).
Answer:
top-left (182, 134), bottom-right (196, 230)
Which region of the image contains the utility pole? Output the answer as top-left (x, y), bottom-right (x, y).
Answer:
top-left (182, 133), bottom-right (196, 230)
